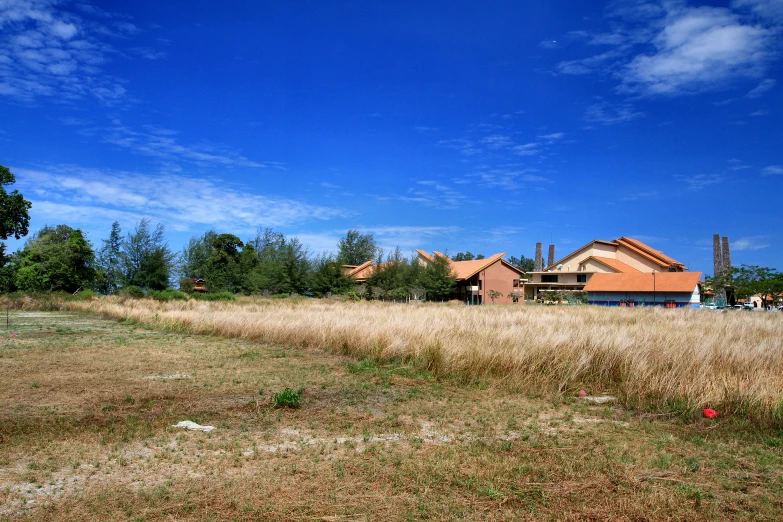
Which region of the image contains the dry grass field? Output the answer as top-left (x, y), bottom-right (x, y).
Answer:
top-left (0, 300), bottom-right (782, 520)
top-left (67, 297), bottom-right (783, 423)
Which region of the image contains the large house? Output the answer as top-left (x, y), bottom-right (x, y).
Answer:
top-left (524, 237), bottom-right (688, 301)
top-left (416, 251), bottom-right (525, 304)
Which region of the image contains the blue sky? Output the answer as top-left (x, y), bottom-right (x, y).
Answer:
top-left (1, 0), bottom-right (782, 275)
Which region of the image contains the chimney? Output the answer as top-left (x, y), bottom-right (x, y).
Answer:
top-left (547, 245), bottom-right (555, 268)
top-left (534, 242), bottom-right (543, 272)
top-left (722, 237), bottom-right (731, 274)
top-left (713, 234), bottom-right (723, 278)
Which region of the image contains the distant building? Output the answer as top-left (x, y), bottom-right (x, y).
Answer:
top-left (524, 236), bottom-right (687, 301)
top-left (416, 251), bottom-right (525, 304)
top-left (583, 272), bottom-right (702, 308)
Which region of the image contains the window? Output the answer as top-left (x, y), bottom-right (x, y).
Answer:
top-left (576, 274), bottom-right (587, 283)
top-left (513, 279), bottom-right (522, 288)
top-left (541, 275), bottom-right (558, 283)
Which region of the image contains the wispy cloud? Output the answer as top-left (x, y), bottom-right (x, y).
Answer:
top-left (763, 165), bottom-right (783, 175)
top-left (437, 138), bottom-right (481, 156)
top-left (14, 165), bottom-right (345, 233)
top-left (370, 181), bottom-right (467, 210)
top-left (104, 121), bottom-right (275, 169)
top-left (675, 173), bottom-right (725, 190)
top-left (584, 100), bottom-right (644, 125)
top-left (746, 78), bottom-right (776, 98)
top-left (733, 235), bottom-right (770, 251)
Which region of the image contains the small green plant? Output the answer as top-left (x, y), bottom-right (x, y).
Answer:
top-left (120, 286), bottom-right (145, 299)
top-left (192, 291), bottom-right (236, 301)
top-left (273, 388), bottom-right (302, 409)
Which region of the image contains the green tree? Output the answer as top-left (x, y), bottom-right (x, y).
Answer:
top-left (452, 252), bottom-right (476, 261)
top-left (203, 233), bottom-right (244, 292)
top-left (16, 225), bottom-right (95, 292)
top-left (0, 165), bottom-right (32, 265)
top-left (421, 254), bottom-right (456, 301)
top-left (337, 230), bottom-right (378, 265)
top-left (367, 247), bottom-right (408, 300)
top-left (311, 254), bottom-right (355, 297)
top-left (508, 255), bottom-right (535, 272)
top-left (95, 221), bottom-right (123, 295)
top-left (121, 218), bottom-right (175, 291)
top-left (180, 230), bottom-right (217, 279)
top-left (487, 289), bottom-right (502, 304)
top-left (732, 265), bottom-right (783, 309)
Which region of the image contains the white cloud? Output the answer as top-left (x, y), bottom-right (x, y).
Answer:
top-left (733, 235), bottom-right (770, 251)
top-left (763, 165), bottom-right (783, 174)
top-left (620, 6), bottom-right (774, 96)
top-left (14, 166), bottom-right (346, 233)
top-left (103, 121), bottom-right (273, 169)
top-left (746, 78), bottom-right (776, 98)
top-left (555, 2), bottom-right (781, 97)
top-left (584, 100), bottom-right (644, 125)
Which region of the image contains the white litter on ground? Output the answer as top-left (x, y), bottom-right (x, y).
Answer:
top-left (579, 395), bottom-right (616, 404)
top-left (172, 421), bottom-right (215, 432)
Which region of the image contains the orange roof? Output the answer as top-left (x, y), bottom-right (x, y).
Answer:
top-left (583, 272), bottom-right (702, 293)
top-left (544, 239), bottom-right (617, 271)
top-left (580, 256), bottom-right (641, 274)
top-left (544, 237), bottom-right (686, 272)
top-left (415, 249), bottom-right (434, 263)
top-left (416, 251), bottom-right (524, 280)
top-left (614, 237), bottom-right (685, 270)
top-left (346, 260), bottom-right (373, 277)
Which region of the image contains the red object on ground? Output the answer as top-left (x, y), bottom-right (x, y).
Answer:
top-left (578, 390), bottom-right (587, 397)
top-left (703, 408), bottom-right (718, 419)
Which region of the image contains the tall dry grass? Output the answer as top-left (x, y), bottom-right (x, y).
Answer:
top-left (64, 297), bottom-right (783, 423)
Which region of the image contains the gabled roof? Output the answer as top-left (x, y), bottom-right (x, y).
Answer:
top-left (544, 240), bottom-right (617, 272)
top-left (415, 249), bottom-right (434, 263)
top-left (579, 256), bottom-right (641, 274)
top-left (614, 237), bottom-right (686, 270)
top-left (416, 250), bottom-right (524, 280)
top-left (544, 237), bottom-right (686, 272)
top-left (583, 272), bottom-right (702, 293)
top-left (346, 260), bottom-right (373, 277)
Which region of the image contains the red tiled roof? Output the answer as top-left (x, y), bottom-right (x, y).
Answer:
top-left (583, 272), bottom-right (702, 293)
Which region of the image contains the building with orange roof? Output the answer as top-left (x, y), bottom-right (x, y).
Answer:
top-left (524, 237), bottom-right (689, 301)
top-left (584, 272), bottom-right (702, 308)
top-left (415, 250), bottom-right (526, 304)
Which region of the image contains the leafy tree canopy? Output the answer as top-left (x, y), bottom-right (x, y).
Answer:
top-left (16, 225), bottom-right (95, 293)
top-left (337, 230), bottom-right (377, 266)
top-left (508, 255), bottom-right (535, 272)
top-left (0, 165), bottom-right (32, 264)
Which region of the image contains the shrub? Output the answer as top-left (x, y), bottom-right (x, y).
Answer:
top-left (192, 291), bottom-right (236, 302)
top-left (273, 387), bottom-right (302, 409)
top-left (120, 286), bottom-right (145, 298)
top-left (148, 288), bottom-right (189, 301)
top-left (271, 293), bottom-right (290, 299)
top-left (178, 278), bottom-right (196, 294)
top-left (73, 289), bottom-right (100, 301)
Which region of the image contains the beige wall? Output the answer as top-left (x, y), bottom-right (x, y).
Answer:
top-left (615, 246), bottom-right (661, 272)
top-left (579, 258), bottom-right (619, 273)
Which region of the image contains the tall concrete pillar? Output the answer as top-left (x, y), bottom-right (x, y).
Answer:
top-left (722, 237), bottom-right (731, 274)
top-left (713, 234), bottom-right (723, 278)
top-left (547, 245), bottom-right (555, 268)
top-left (534, 242), bottom-right (543, 272)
